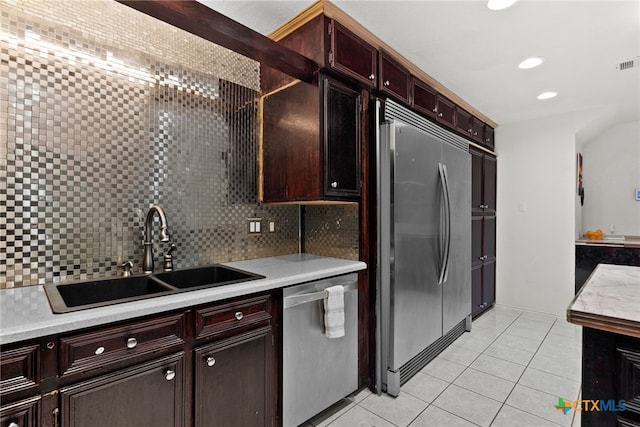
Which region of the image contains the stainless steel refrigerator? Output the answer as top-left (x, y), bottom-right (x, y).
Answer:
top-left (376, 100), bottom-right (472, 396)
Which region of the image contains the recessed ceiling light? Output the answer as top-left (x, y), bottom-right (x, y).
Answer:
top-left (537, 92), bottom-right (558, 100)
top-left (518, 57), bottom-right (544, 69)
top-left (487, 0), bottom-right (518, 10)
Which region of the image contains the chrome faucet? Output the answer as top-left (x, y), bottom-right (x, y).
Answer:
top-left (142, 205), bottom-right (170, 274)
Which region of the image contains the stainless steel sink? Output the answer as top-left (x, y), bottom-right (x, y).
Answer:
top-left (150, 265), bottom-right (264, 290)
top-left (44, 276), bottom-right (174, 313)
top-left (44, 265), bottom-right (264, 313)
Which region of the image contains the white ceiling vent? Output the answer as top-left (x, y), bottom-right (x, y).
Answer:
top-left (616, 57), bottom-right (640, 71)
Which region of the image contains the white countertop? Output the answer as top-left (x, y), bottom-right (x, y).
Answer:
top-left (0, 254), bottom-right (366, 345)
top-left (567, 263), bottom-right (640, 338)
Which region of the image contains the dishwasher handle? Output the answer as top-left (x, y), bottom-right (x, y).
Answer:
top-left (283, 281), bottom-right (357, 309)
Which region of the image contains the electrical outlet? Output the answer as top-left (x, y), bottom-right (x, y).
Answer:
top-left (247, 218), bottom-right (262, 234)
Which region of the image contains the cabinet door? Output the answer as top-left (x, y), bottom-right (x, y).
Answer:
top-left (470, 117), bottom-right (484, 144)
top-left (378, 52), bottom-right (410, 104)
top-left (411, 78), bottom-right (437, 119)
top-left (472, 216), bottom-right (483, 267)
top-left (1, 397), bottom-right (39, 427)
top-left (484, 126), bottom-right (495, 150)
top-left (323, 78), bottom-right (361, 198)
top-left (482, 260), bottom-right (496, 308)
top-left (471, 148), bottom-right (484, 214)
top-left (471, 265), bottom-right (483, 317)
top-left (483, 155), bottom-right (497, 213)
top-left (456, 108), bottom-right (472, 137)
top-left (59, 353), bottom-right (185, 427)
top-left (329, 20), bottom-right (377, 87)
top-left (483, 215), bottom-right (496, 262)
top-left (194, 328), bottom-right (274, 427)
top-left (435, 96), bottom-right (456, 129)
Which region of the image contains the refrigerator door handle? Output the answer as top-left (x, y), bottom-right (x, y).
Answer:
top-left (442, 163), bottom-right (452, 283)
top-left (437, 163), bottom-right (450, 285)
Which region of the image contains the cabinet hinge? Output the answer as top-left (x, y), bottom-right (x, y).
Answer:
top-left (327, 22), bottom-right (332, 36)
top-left (328, 50), bottom-right (334, 65)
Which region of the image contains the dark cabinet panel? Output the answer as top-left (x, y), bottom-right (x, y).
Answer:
top-left (483, 215), bottom-right (496, 261)
top-left (0, 397), bottom-right (39, 427)
top-left (482, 260), bottom-right (496, 309)
top-left (261, 76), bottom-right (361, 202)
top-left (456, 108), bottom-right (472, 136)
top-left (471, 148), bottom-right (496, 214)
top-left (0, 343), bottom-right (39, 403)
top-left (471, 264), bottom-right (483, 317)
top-left (471, 117), bottom-right (485, 144)
top-left (484, 126), bottom-right (495, 150)
top-left (194, 328), bottom-right (274, 427)
top-left (324, 78), bottom-right (362, 197)
top-left (329, 19), bottom-right (377, 87)
top-left (483, 155), bottom-right (497, 213)
top-left (435, 96), bottom-right (455, 128)
top-left (472, 216), bottom-right (483, 267)
top-left (378, 52), bottom-right (410, 104)
top-left (410, 78), bottom-right (437, 119)
top-left (59, 353), bottom-right (185, 427)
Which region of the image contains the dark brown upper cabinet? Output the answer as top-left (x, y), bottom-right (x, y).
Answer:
top-left (260, 76), bottom-right (362, 203)
top-left (484, 126), bottom-right (495, 150)
top-left (329, 20), bottom-right (378, 88)
top-left (471, 147), bottom-right (497, 215)
top-left (456, 108), bottom-right (473, 137)
top-left (378, 51), bottom-right (410, 104)
top-left (410, 78), bottom-right (455, 129)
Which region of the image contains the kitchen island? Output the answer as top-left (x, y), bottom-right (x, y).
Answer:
top-left (568, 263), bottom-right (640, 426)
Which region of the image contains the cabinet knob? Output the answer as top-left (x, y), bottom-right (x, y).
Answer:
top-left (126, 337), bottom-right (138, 349)
top-left (95, 346), bottom-right (105, 355)
top-left (206, 357), bottom-right (216, 367)
top-left (383, 80), bottom-right (390, 87)
top-left (9, 422), bottom-right (20, 427)
top-left (234, 311), bottom-right (244, 321)
top-left (432, 108), bottom-right (438, 113)
top-left (368, 74), bottom-right (375, 80)
top-left (164, 369), bottom-right (176, 381)
top-left (468, 128), bottom-right (473, 133)
top-left (438, 113), bottom-right (443, 118)
top-left (331, 181), bottom-right (338, 188)
top-left (473, 131), bottom-right (478, 136)
top-left (486, 138), bottom-right (491, 142)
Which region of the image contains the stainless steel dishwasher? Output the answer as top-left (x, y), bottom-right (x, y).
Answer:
top-left (282, 273), bottom-right (358, 427)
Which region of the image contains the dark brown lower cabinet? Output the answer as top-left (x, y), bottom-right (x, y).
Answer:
top-left (0, 396), bottom-right (39, 427)
top-left (471, 215), bottom-right (496, 318)
top-left (59, 353), bottom-right (185, 427)
top-left (194, 327), bottom-right (273, 427)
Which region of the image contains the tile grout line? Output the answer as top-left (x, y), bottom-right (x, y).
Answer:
top-left (487, 314), bottom-right (568, 427)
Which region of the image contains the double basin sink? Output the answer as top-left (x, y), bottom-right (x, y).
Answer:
top-left (44, 265), bottom-right (264, 313)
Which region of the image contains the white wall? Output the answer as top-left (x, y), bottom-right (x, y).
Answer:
top-left (495, 115), bottom-right (576, 317)
top-left (581, 120), bottom-right (640, 236)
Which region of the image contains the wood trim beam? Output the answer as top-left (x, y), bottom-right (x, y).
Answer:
top-left (117, 0), bottom-right (318, 84)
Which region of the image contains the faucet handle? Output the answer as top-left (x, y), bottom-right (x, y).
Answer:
top-left (163, 244), bottom-right (177, 272)
top-left (120, 260), bottom-right (134, 277)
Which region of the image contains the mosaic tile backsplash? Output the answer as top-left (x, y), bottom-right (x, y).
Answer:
top-left (0, 0), bottom-right (358, 289)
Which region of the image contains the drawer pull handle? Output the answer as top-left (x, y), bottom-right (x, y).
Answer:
top-left (234, 311), bottom-right (244, 321)
top-left (95, 346), bottom-right (105, 355)
top-left (164, 369), bottom-right (176, 381)
top-left (126, 338), bottom-right (138, 349)
top-left (206, 357), bottom-right (216, 367)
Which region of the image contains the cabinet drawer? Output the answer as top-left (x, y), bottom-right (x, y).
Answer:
top-left (195, 294), bottom-right (272, 342)
top-left (58, 312), bottom-right (186, 380)
top-left (0, 344), bottom-right (39, 401)
top-left (0, 396), bottom-right (39, 427)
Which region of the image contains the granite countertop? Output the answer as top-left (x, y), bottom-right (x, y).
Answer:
top-left (0, 254), bottom-right (366, 345)
top-left (575, 236), bottom-right (640, 248)
top-left (567, 263), bottom-right (640, 338)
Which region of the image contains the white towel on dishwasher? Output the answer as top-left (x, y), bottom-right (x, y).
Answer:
top-left (323, 285), bottom-right (345, 338)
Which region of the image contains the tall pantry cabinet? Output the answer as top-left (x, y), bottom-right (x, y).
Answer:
top-left (471, 147), bottom-right (497, 318)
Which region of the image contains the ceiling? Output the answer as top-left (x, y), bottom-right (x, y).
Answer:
top-left (200, 0), bottom-right (640, 140)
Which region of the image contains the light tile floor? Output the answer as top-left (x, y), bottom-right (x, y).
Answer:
top-left (302, 306), bottom-right (583, 427)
